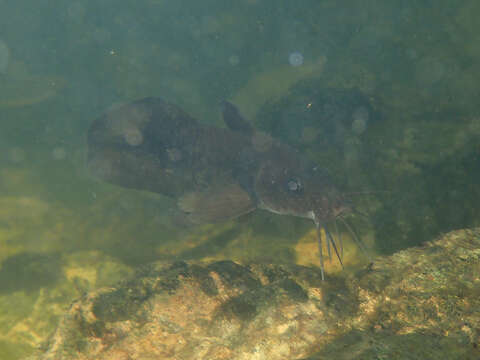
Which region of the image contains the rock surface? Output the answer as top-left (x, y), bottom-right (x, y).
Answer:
top-left (38, 229), bottom-right (480, 360)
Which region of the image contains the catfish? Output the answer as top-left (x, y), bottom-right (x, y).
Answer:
top-left (87, 97), bottom-right (368, 279)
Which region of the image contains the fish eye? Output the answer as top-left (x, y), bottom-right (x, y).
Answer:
top-left (287, 178), bottom-right (302, 192)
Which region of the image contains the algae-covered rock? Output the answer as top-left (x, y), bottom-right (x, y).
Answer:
top-left (0, 250), bottom-right (132, 360)
top-left (255, 84), bottom-right (379, 182)
top-left (255, 77), bottom-right (480, 256)
top-left (232, 56), bottom-right (327, 121)
top-left (37, 228), bottom-right (480, 360)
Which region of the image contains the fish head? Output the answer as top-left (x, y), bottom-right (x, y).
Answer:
top-left (253, 141), bottom-right (368, 281)
top-left (253, 144), bottom-right (350, 224)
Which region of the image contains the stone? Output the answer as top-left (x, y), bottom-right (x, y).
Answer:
top-left (37, 229), bottom-right (480, 360)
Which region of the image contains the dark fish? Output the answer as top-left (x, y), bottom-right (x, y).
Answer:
top-left (87, 97), bottom-right (367, 279)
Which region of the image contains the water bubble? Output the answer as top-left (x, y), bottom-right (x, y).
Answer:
top-left (167, 148), bottom-right (182, 162)
top-left (287, 179), bottom-right (301, 191)
top-left (106, 103), bottom-right (150, 147)
top-left (67, 2), bottom-right (86, 21)
top-left (406, 48), bottom-right (417, 60)
top-left (0, 40), bottom-right (10, 74)
top-left (88, 154), bottom-right (113, 180)
top-left (228, 55), bottom-right (240, 66)
top-left (344, 139), bottom-right (361, 165)
top-left (416, 57), bottom-right (446, 86)
top-left (288, 51), bottom-right (304, 67)
top-left (351, 106), bottom-right (369, 135)
top-left (52, 147), bottom-right (67, 160)
top-left (123, 127), bottom-right (143, 146)
top-left (301, 126), bottom-right (319, 144)
top-left (92, 28), bottom-right (111, 44)
top-left (8, 147), bottom-right (26, 163)
top-left (251, 132), bottom-right (273, 152)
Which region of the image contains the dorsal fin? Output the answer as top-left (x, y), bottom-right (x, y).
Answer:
top-left (221, 101), bottom-right (254, 136)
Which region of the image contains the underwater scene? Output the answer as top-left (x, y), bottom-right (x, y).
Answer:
top-left (0, 0), bottom-right (479, 359)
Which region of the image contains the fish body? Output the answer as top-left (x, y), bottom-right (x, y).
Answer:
top-left (87, 97), bottom-right (356, 278)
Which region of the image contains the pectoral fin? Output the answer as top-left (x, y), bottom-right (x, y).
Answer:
top-left (177, 183), bottom-right (256, 224)
top-left (221, 101), bottom-right (254, 136)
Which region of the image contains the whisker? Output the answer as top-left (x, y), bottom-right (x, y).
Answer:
top-left (343, 190), bottom-right (391, 196)
top-left (326, 228), bottom-right (332, 260)
top-left (334, 219), bottom-right (343, 259)
top-left (315, 223), bottom-right (325, 281)
top-left (325, 227), bottom-right (344, 268)
top-left (350, 207), bottom-right (369, 219)
top-left (338, 217), bottom-right (371, 262)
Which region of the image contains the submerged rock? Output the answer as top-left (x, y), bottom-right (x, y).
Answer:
top-left (38, 229), bottom-right (480, 360)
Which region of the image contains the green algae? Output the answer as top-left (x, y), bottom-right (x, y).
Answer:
top-left (0, 252), bottom-right (62, 294)
top-left (1, 1), bottom-right (480, 359)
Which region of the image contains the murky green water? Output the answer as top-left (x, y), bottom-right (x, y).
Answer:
top-left (0, 0), bottom-right (479, 358)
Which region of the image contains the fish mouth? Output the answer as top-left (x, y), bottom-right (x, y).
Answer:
top-left (312, 211), bottom-right (370, 280)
